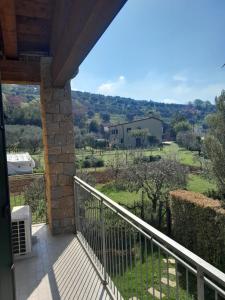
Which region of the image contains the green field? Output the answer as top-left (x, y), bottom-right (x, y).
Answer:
top-left (32, 143), bottom-right (217, 197)
top-left (187, 174), bottom-right (216, 194)
top-left (32, 142), bottom-right (201, 171)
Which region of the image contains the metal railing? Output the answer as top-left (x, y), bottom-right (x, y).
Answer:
top-left (74, 176), bottom-right (225, 300)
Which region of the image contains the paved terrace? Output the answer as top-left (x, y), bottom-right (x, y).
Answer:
top-left (15, 224), bottom-right (111, 300)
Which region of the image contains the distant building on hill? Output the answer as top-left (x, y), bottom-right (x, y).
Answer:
top-left (108, 116), bottom-right (163, 148)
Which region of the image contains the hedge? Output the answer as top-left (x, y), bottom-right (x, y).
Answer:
top-left (170, 190), bottom-right (225, 272)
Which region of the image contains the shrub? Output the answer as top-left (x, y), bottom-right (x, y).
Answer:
top-left (82, 159), bottom-right (91, 168)
top-left (170, 190), bottom-right (225, 271)
top-left (81, 156), bottom-right (104, 168)
top-left (23, 177), bottom-right (46, 221)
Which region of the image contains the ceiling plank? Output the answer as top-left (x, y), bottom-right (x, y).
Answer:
top-left (51, 0), bottom-right (127, 87)
top-left (15, 0), bottom-right (53, 20)
top-left (0, 60), bottom-right (40, 83)
top-left (0, 0), bottom-right (18, 58)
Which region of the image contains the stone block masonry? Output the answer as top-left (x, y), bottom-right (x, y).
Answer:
top-left (40, 57), bottom-right (75, 234)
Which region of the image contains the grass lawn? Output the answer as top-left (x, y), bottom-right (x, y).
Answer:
top-left (98, 184), bottom-right (141, 205)
top-left (187, 174), bottom-right (216, 194)
top-left (113, 251), bottom-right (193, 300)
top-left (32, 142), bottom-right (200, 173)
top-left (97, 173), bottom-right (216, 206)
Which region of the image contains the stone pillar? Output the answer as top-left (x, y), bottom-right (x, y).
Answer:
top-left (40, 57), bottom-right (75, 234)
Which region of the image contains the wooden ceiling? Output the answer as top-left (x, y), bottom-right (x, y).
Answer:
top-left (0, 0), bottom-right (127, 86)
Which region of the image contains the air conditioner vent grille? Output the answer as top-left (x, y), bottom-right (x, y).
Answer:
top-left (12, 221), bottom-right (27, 255)
top-left (11, 205), bottom-right (32, 256)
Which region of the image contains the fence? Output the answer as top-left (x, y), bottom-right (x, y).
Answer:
top-left (74, 176), bottom-right (225, 300)
top-left (10, 176), bottom-right (47, 224)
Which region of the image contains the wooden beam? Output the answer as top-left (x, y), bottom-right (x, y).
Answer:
top-left (0, 0), bottom-right (18, 58)
top-left (0, 59), bottom-right (40, 84)
top-left (51, 0), bottom-right (127, 87)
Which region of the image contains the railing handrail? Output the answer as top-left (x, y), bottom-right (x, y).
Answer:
top-left (74, 175), bottom-right (225, 289)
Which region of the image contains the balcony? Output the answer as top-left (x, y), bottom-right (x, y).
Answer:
top-left (14, 176), bottom-right (225, 300)
top-left (15, 224), bottom-right (112, 300)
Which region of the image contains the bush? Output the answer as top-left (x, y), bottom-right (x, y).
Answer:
top-left (23, 177), bottom-right (46, 221)
top-left (81, 156), bottom-right (104, 168)
top-left (170, 190), bottom-right (225, 272)
top-left (82, 159), bottom-right (91, 168)
top-left (133, 155), bottom-right (161, 164)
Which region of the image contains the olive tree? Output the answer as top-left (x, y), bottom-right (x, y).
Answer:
top-left (121, 158), bottom-right (188, 231)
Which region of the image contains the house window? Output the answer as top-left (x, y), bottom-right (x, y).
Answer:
top-left (127, 128), bottom-right (131, 132)
top-left (112, 129), bottom-right (118, 134)
top-left (121, 138), bottom-right (124, 144)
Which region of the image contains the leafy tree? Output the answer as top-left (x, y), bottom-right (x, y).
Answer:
top-left (89, 120), bottom-right (99, 133)
top-left (176, 131), bottom-right (202, 153)
top-left (204, 91), bottom-right (225, 197)
top-left (100, 112), bottom-right (110, 122)
top-left (5, 125), bottom-right (42, 153)
top-left (174, 120), bottom-right (192, 135)
top-left (87, 110), bottom-right (95, 118)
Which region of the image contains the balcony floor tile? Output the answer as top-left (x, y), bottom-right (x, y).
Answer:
top-left (15, 224), bottom-right (110, 300)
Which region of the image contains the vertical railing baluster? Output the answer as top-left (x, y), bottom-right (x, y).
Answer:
top-left (129, 229), bottom-right (133, 298)
top-left (158, 247), bottom-right (162, 300)
top-left (139, 232), bottom-right (143, 300)
top-left (74, 182), bottom-right (79, 233)
top-left (175, 260), bottom-right (179, 300)
top-left (145, 237), bottom-right (149, 300)
top-left (197, 266), bottom-right (204, 300)
top-left (166, 253), bottom-right (170, 300)
top-left (100, 198), bottom-right (107, 285)
top-left (151, 239), bottom-right (155, 300)
top-left (120, 224), bottom-right (124, 300)
top-left (186, 268), bottom-right (189, 300)
top-left (215, 290), bottom-right (218, 300)
top-left (133, 230), bottom-right (138, 299)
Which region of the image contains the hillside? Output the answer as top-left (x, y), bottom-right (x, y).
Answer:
top-left (2, 84), bottom-right (215, 128)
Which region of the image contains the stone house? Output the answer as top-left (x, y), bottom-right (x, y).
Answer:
top-left (108, 116), bottom-right (163, 148)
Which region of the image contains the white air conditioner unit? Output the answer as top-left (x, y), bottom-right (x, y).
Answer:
top-left (11, 205), bottom-right (32, 256)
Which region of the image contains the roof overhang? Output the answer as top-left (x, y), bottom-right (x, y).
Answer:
top-left (0, 0), bottom-right (127, 86)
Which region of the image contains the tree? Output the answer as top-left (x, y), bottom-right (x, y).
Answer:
top-left (87, 110), bottom-right (95, 118)
top-left (174, 120), bottom-right (192, 135)
top-left (89, 120), bottom-right (99, 133)
top-left (100, 112), bottom-right (110, 122)
top-left (5, 125), bottom-right (42, 153)
top-left (176, 131), bottom-right (202, 153)
top-left (121, 158), bottom-right (188, 229)
top-left (204, 91), bottom-right (225, 197)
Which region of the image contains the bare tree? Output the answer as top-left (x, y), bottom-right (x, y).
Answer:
top-left (120, 158), bottom-right (188, 230)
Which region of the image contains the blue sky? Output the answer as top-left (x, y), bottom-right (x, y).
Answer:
top-left (71, 0), bottom-right (225, 104)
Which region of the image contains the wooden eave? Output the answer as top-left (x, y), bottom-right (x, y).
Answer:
top-left (0, 0), bottom-right (127, 86)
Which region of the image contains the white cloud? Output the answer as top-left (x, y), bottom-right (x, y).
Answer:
top-left (73, 71), bottom-right (224, 104)
top-left (97, 75), bottom-right (125, 95)
top-left (173, 73), bottom-right (188, 83)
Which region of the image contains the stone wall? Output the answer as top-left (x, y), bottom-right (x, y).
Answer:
top-left (170, 190), bottom-right (225, 271)
top-left (9, 173), bottom-right (44, 195)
